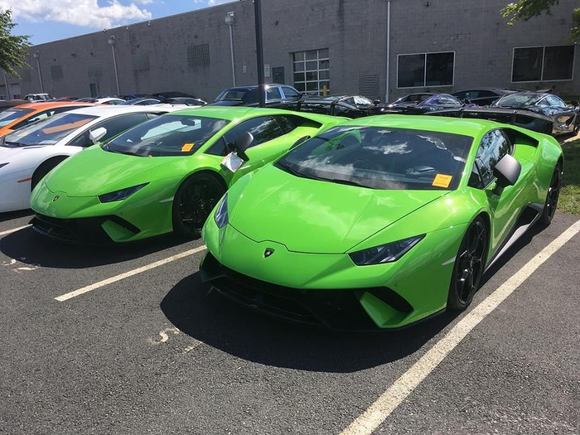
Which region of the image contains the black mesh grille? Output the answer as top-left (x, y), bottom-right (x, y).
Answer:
top-left (200, 253), bottom-right (412, 331)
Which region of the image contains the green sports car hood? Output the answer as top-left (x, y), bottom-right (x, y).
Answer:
top-left (228, 165), bottom-right (448, 254)
top-left (44, 146), bottom-right (181, 196)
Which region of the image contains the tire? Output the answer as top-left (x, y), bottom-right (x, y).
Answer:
top-left (172, 172), bottom-right (226, 239)
top-left (447, 216), bottom-right (489, 311)
top-left (31, 157), bottom-right (67, 190)
top-left (539, 163), bottom-right (563, 227)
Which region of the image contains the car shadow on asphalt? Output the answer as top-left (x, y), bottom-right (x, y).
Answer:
top-left (0, 226), bottom-right (190, 268)
top-left (0, 210), bottom-right (33, 223)
top-left (161, 272), bottom-right (460, 373)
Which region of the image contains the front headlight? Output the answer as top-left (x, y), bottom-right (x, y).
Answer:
top-left (214, 194), bottom-right (228, 228)
top-left (98, 183), bottom-right (148, 203)
top-left (349, 235), bottom-right (425, 266)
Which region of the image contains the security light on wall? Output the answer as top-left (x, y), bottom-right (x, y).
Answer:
top-left (225, 11), bottom-right (235, 25)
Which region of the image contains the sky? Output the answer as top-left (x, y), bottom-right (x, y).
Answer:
top-left (0, 0), bottom-right (236, 45)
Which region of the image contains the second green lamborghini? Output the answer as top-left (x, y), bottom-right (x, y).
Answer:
top-left (30, 107), bottom-right (345, 243)
top-left (200, 115), bottom-right (563, 329)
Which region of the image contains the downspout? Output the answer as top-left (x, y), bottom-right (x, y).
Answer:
top-left (385, 0), bottom-right (391, 103)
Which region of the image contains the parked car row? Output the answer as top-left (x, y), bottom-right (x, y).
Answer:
top-left (0, 99), bottom-right (565, 331)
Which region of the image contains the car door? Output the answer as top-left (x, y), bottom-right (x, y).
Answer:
top-left (470, 129), bottom-right (528, 255)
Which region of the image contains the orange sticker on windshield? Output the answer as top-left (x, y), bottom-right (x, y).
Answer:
top-left (432, 174), bottom-right (453, 188)
top-left (181, 143), bottom-right (195, 152)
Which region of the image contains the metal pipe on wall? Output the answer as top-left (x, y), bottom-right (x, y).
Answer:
top-left (385, 0), bottom-right (391, 103)
top-left (225, 11), bottom-right (237, 87)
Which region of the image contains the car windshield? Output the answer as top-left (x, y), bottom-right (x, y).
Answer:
top-left (276, 126), bottom-right (473, 190)
top-left (216, 88), bottom-right (260, 104)
top-left (395, 94), bottom-right (432, 104)
top-left (2, 113), bottom-right (97, 147)
top-left (104, 114), bottom-right (229, 157)
top-left (496, 94), bottom-right (543, 108)
top-left (0, 108), bottom-right (33, 127)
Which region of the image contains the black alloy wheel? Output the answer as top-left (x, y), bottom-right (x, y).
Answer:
top-left (540, 163), bottom-right (563, 226)
top-left (172, 173), bottom-right (225, 238)
top-left (448, 217), bottom-right (488, 310)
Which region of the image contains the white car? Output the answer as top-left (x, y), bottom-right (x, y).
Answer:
top-left (0, 105), bottom-right (184, 213)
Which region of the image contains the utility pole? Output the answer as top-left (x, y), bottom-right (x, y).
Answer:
top-left (254, 0), bottom-right (265, 107)
top-left (108, 35), bottom-right (121, 96)
top-left (32, 52), bottom-right (45, 93)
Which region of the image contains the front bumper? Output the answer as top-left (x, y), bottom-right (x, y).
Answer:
top-left (200, 220), bottom-right (464, 330)
top-left (32, 213), bottom-right (141, 244)
top-left (201, 252), bottom-right (415, 330)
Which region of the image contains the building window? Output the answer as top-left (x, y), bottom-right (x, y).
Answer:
top-left (397, 52), bottom-right (454, 88)
top-left (512, 45), bottom-right (575, 82)
top-left (292, 49), bottom-right (329, 95)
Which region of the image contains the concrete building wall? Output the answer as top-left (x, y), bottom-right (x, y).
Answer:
top-left (14, 0), bottom-right (580, 102)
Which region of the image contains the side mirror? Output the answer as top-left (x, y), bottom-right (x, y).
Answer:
top-left (493, 154), bottom-right (521, 187)
top-left (228, 131), bottom-right (253, 161)
top-left (89, 127), bottom-right (107, 144)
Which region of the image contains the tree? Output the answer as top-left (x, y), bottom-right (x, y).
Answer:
top-left (0, 10), bottom-right (30, 76)
top-left (502, 0), bottom-right (579, 41)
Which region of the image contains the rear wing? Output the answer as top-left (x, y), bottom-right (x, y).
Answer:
top-left (428, 107), bottom-right (554, 135)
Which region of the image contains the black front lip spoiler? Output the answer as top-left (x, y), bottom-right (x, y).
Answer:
top-left (31, 213), bottom-right (140, 245)
top-left (199, 252), bottom-right (428, 332)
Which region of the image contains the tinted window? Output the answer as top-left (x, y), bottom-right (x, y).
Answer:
top-left (0, 108), bottom-right (33, 127)
top-left (546, 95), bottom-right (566, 108)
top-left (274, 116), bottom-right (299, 134)
top-left (104, 115), bottom-right (229, 157)
top-left (397, 54), bottom-right (425, 88)
top-left (474, 130), bottom-right (512, 187)
top-left (543, 46), bottom-right (574, 81)
top-left (206, 116), bottom-right (287, 156)
top-left (69, 113), bottom-right (151, 147)
top-left (266, 87), bottom-right (282, 100)
top-left (512, 47), bottom-right (543, 82)
top-left (496, 93), bottom-right (543, 108)
top-left (276, 126), bottom-right (473, 190)
top-left (282, 86), bottom-right (301, 100)
top-left (225, 116), bottom-right (283, 148)
top-left (2, 113), bottom-right (97, 147)
top-left (398, 53), bottom-right (454, 88)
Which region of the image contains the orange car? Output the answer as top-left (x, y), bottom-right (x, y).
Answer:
top-left (0, 101), bottom-right (93, 137)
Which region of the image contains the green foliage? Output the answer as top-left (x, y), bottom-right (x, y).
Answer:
top-left (502, 0), bottom-right (579, 41)
top-left (0, 10), bottom-right (30, 76)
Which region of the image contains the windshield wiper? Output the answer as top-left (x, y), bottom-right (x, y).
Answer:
top-left (324, 177), bottom-right (373, 188)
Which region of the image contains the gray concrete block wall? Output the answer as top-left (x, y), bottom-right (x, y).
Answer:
top-left (15, 0), bottom-right (579, 102)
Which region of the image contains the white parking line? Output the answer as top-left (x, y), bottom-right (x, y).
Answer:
top-left (55, 245), bottom-right (207, 302)
top-left (0, 225), bottom-right (31, 237)
top-left (341, 219), bottom-right (580, 435)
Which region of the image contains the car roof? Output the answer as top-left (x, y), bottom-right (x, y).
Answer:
top-left (342, 114), bottom-right (500, 137)
top-left (63, 105), bottom-right (181, 117)
top-left (16, 101), bottom-right (93, 110)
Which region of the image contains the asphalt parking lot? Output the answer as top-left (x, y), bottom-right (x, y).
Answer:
top-left (0, 210), bottom-right (578, 434)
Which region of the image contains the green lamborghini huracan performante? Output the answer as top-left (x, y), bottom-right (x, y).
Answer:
top-left (30, 107), bottom-right (344, 243)
top-left (201, 115), bottom-right (563, 330)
